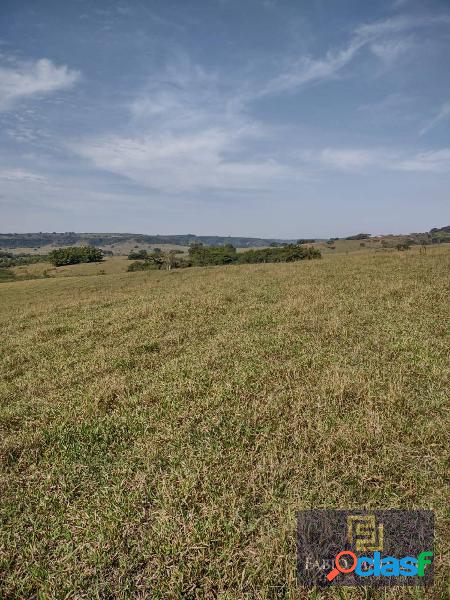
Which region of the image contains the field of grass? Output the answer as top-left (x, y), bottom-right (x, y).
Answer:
top-left (0, 247), bottom-right (449, 598)
top-left (12, 256), bottom-right (130, 279)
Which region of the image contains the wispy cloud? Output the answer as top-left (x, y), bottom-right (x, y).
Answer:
top-left (358, 92), bottom-right (413, 113)
top-left (309, 148), bottom-right (385, 171)
top-left (354, 13), bottom-right (450, 38)
top-left (69, 14), bottom-right (450, 198)
top-left (0, 168), bottom-right (47, 183)
top-left (392, 0), bottom-right (409, 8)
top-left (68, 55), bottom-right (305, 194)
top-left (419, 102), bottom-right (450, 136)
top-left (304, 147), bottom-right (450, 173)
top-left (66, 12), bottom-right (450, 198)
top-left (71, 129), bottom-right (294, 194)
top-left (259, 13), bottom-right (450, 97)
top-left (259, 37), bottom-right (364, 96)
top-left (0, 58), bottom-right (80, 111)
top-left (397, 148), bottom-right (450, 172)
top-left (369, 36), bottom-right (414, 64)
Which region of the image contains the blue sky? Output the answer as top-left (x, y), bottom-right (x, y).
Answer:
top-left (0, 0), bottom-right (449, 238)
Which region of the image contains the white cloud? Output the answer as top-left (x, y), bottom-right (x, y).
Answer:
top-left (354, 14), bottom-right (450, 39)
top-left (0, 168), bottom-right (47, 183)
top-left (304, 147), bottom-right (450, 173)
top-left (419, 102), bottom-right (450, 136)
top-left (67, 12), bottom-right (450, 197)
top-left (370, 37), bottom-right (414, 63)
top-left (69, 56), bottom-right (302, 194)
top-left (129, 60), bottom-right (220, 125)
top-left (358, 92), bottom-right (413, 113)
top-left (392, 0), bottom-right (409, 8)
top-left (0, 58), bottom-right (80, 111)
top-left (397, 149), bottom-right (450, 172)
top-left (259, 14), bottom-right (450, 97)
top-left (313, 148), bottom-right (385, 171)
top-left (260, 40), bottom-right (363, 96)
top-left (71, 129), bottom-right (293, 193)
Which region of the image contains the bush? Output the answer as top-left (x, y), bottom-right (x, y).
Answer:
top-left (237, 245), bottom-right (321, 264)
top-left (127, 261), bottom-right (152, 272)
top-left (188, 243), bottom-right (237, 266)
top-left (0, 268), bottom-right (16, 282)
top-left (127, 250), bottom-right (183, 272)
top-left (0, 253), bottom-right (47, 268)
top-left (48, 246), bottom-right (103, 267)
top-left (128, 249), bottom-right (149, 260)
top-left (188, 242), bottom-right (321, 266)
top-left (345, 233), bottom-right (371, 240)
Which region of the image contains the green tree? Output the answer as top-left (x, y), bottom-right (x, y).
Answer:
top-left (48, 246), bottom-right (103, 267)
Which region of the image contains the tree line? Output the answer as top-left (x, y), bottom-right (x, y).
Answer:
top-left (127, 242), bottom-right (321, 272)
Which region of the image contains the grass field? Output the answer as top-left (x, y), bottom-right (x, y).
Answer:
top-left (12, 256), bottom-right (130, 279)
top-left (0, 247), bottom-right (449, 598)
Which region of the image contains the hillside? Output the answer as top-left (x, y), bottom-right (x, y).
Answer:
top-left (1, 247), bottom-right (448, 598)
top-left (0, 232), bottom-right (297, 252)
top-left (1, 226), bottom-right (448, 256)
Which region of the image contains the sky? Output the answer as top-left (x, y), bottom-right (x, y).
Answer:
top-left (0, 0), bottom-right (449, 238)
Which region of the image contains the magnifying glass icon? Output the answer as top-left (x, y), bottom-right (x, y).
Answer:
top-left (326, 550), bottom-right (357, 582)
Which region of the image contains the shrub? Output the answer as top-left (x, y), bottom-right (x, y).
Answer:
top-left (0, 254), bottom-right (47, 268)
top-left (345, 233), bottom-right (371, 240)
top-left (127, 261), bottom-right (151, 272)
top-left (0, 268), bottom-right (16, 282)
top-left (188, 243), bottom-right (237, 266)
top-left (187, 243), bottom-right (321, 266)
top-left (128, 250), bottom-right (183, 272)
top-left (128, 249), bottom-right (149, 260)
top-left (48, 246), bottom-right (103, 267)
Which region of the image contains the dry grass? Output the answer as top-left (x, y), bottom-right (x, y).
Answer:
top-left (0, 247), bottom-right (449, 598)
top-left (12, 256), bottom-right (130, 279)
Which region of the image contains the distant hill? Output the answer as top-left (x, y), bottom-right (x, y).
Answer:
top-left (0, 232), bottom-right (298, 250)
top-left (371, 225), bottom-right (450, 246)
top-left (0, 226), bottom-right (448, 253)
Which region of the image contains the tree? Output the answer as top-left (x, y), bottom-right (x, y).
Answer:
top-left (128, 249), bottom-right (149, 260)
top-left (396, 243), bottom-right (411, 251)
top-left (345, 233), bottom-right (371, 240)
top-left (163, 250), bottom-right (179, 270)
top-left (48, 246), bottom-right (103, 266)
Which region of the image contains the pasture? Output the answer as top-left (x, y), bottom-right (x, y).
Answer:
top-left (0, 247), bottom-right (449, 598)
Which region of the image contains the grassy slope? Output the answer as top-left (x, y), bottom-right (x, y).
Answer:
top-left (12, 256), bottom-right (130, 279)
top-left (0, 248), bottom-right (449, 598)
